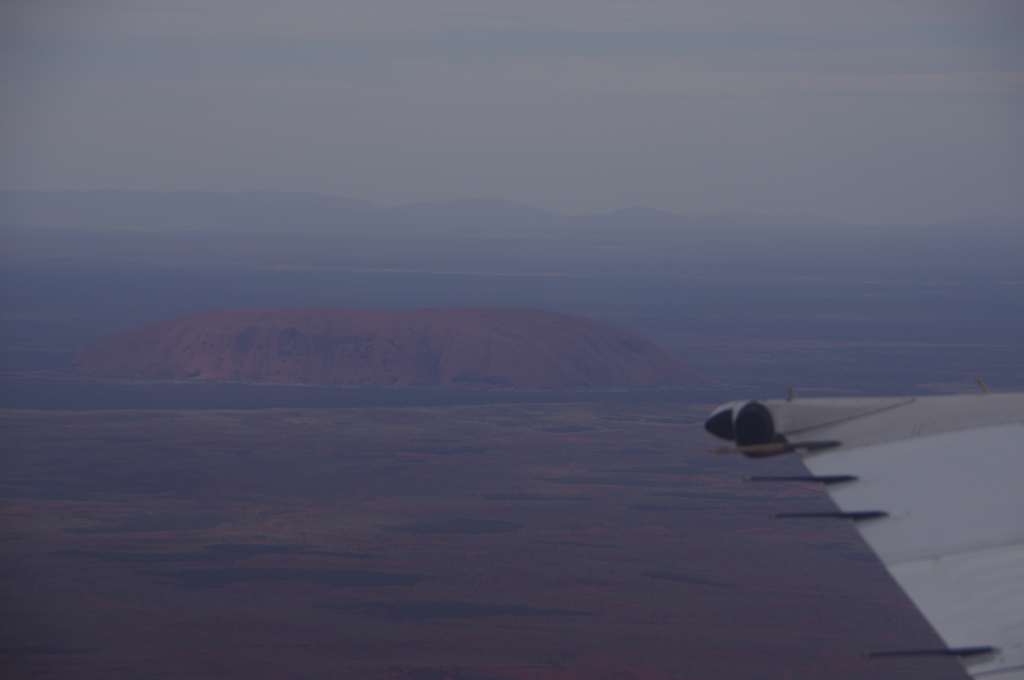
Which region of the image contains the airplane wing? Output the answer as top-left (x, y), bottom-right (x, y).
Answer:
top-left (705, 393), bottom-right (1024, 679)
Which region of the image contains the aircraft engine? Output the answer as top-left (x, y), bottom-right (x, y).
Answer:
top-left (704, 400), bottom-right (779, 449)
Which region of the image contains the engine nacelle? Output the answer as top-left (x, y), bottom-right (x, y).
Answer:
top-left (704, 400), bottom-right (781, 451)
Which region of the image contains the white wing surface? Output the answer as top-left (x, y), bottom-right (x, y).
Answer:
top-left (705, 393), bottom-right (1024, 679)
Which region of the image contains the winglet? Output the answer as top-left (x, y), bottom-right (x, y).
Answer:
top-left (974, 375), bottom-right (991, 394)
top-left (785, 386), bottom-right (799, 400)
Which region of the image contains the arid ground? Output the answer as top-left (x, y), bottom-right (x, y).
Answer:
top-left (1, 397), bottom-right (967, 679)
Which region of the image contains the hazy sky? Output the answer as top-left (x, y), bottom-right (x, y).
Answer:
top-left (1, 0), bottom-right (1022, 224)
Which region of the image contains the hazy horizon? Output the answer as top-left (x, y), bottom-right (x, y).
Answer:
top-left (5, 188), bottom-right (1024, 227)
top-left (2, 0), bottom-right (1023, 225)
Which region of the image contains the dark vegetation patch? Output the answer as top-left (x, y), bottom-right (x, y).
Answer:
top-left (1, 478), bottom-right (91, 488)
top-left (63, 514), bottom-right (230, 534)
top-left (540, 425), bottom-right (598, 433)
top-left (1, 479), bottom-right (92, 501)
top-left (0, 646), bottom-right (99, 657)
top-left (1, 487), bottom-right (88, 502)
top-left (630, 504), bottom-right (710, 512)
top-left (150, 567), bottom-right (427, 588)
top-left (603, 417), bottom-right (694, 424)
top-left (677, 457), bottom-right (740, 467)
top-left (148, 446), bottom-right (197, 457)
top-left (481, 492), bottom-right (592, 501)
top-left (648, 491), bottom-right (754, 501)
top-left (607, 466), bottom-right (694, 474)
top-left (801, 542), bottom-right (857, 551)
top-left (89, 436), bottom-right (156, 443)
top-left (614, 448), bottom-right (670, 455)
top-left (642, 570), bottom-right (734, 587)
top-left (51, 544), bottom-right (372, 562)
top-left (345, 600), bottom-right (599, 620)
top-left (382, 519), bottom-right (523, 535)
top-left (398, 446), bottom-right (488, 455)
top-left (387, 666), bottom-right (508, 680)
top-left (538, 477), bottom-right (685, 487)
top-left (533, 540), bottom-right (617, 548)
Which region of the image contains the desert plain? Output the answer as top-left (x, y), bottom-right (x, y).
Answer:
top-left (1, 395), bottom-right (966, 679)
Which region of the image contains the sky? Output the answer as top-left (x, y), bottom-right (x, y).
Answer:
top-left (0, 0), bottom-right (1022, 224)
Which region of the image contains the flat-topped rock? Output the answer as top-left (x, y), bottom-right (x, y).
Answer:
top-left (63, 307), bottom-right (708, 389)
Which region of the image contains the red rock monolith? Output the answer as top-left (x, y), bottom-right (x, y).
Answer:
top-left (63, 307), bottom-right (709, 389)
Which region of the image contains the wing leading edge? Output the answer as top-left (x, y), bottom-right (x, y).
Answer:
top-left (705, 393), bottom-right (1024, 679)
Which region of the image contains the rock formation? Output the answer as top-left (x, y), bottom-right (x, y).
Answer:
top-left (63, 307), bottom-right (708, 389)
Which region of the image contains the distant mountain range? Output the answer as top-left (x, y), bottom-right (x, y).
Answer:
top-left (4, 189), bottom-right (1017, 232)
